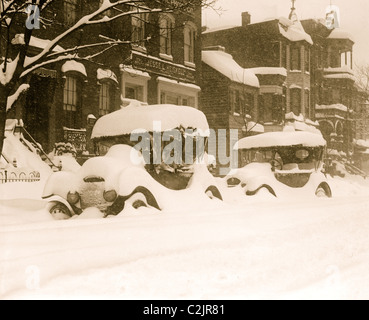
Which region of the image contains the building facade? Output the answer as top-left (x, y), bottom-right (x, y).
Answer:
top-left (201, 47), bottom-right (260, 174)
top-left (202, 7), bottom-right (317, 133)
top-left (5, 0), bottom-right (202, 156)
top-left (302, 19), bottom-right (359, 154)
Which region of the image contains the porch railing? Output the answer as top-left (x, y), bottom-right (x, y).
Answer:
top-left (0, 170), bottom-right (41, 184)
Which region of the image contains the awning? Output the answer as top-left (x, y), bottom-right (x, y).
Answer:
top-left (61, 61), bottom-right (87, 77)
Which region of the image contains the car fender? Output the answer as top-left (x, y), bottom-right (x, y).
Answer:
top-left (43, 195), bottom-right (77, 216)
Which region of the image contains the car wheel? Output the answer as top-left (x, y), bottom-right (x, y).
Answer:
top-left (205, 186), bottom-right (223, 201)
top-left (246, 185), bottom-right (277, 197)
top-left (47, 201), bottom-right (72, 220)
top-left (126, 192), bottom-right (148, 209)
top-left (316, 183), bottom-right (332, 198)
top-left (107, 186), bottom-right (161, 216)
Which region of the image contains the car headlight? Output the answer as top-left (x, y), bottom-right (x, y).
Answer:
top-left (67, 192), bottom-right (80, 205)
top-left (104, 190), bottom-right (117, 202)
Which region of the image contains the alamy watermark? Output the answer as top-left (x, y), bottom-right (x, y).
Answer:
top-left (26, 5), bottom-right (40, 30)
top-left (326, 5), bottom-right (340, 30)
top-left (129, 122), bottom-right (239, 175)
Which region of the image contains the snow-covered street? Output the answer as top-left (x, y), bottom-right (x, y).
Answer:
top-left (1, 176), bottom-right (369, 300)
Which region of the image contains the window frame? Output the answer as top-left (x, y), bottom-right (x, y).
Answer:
top-left (132, 13), bottom-right (148, 49)
top-left (290, 88), bottom-right (302, 116)
top-left (64, 0), bottom-right (78, 26)
top-left (184, 22), bottom-right (197, 65)
top-left (63, 75), bottom-right (80, 128)
top-left (159, 14), bottom-right (175, 57)
top-left (99, 81), bottom-right (115, 117)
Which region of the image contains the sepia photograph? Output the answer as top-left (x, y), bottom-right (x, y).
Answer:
top-left (1, 0), bottom-right (369, 302)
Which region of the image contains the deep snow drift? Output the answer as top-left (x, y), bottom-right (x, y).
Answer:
top-left (1, 173), bottom-right (369, 300)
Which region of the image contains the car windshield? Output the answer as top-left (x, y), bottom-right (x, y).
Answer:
top-left (241, 146), bottom-right (324, 171)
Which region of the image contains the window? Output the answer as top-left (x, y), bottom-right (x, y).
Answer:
top-left (132, 14), bottom-right (147, 48)
top-left (290, 88), bottom-right (301, 116)
top-left (290, 46), bottom-right (301, 71)
top-left (63, 76), bottom-right (79, 128)
top-left (235, 90), bottom-right (241, 114)
top-left (160, 15), bottom-right (174, 57)
top-left (99, 82), bottom-right (113, 116)
top-left (184, 23), bottom-right (196, 64)
top-left (160, 91), bottom-right (195, 107)
top-left (305, 47), bottom-right (310, 72)
top-left (305, 90), bottom-right (310, 116)
top-left (125, 84), bottom-right (144, 101)
top-left (281, 44), bottom-right (287, 68)
top-left (64, 0), bottom-right (78, 26)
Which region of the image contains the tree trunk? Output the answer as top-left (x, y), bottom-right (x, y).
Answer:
top-left (0, 86), bottom-right (9, 157)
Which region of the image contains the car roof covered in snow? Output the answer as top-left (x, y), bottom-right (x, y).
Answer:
top-left (92, 104), bottom-right (210, 139)
top-left (234, 132), bottom-right (327, 150)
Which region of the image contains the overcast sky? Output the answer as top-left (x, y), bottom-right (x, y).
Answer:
top-left (203, 0), bottom-right (369, 66)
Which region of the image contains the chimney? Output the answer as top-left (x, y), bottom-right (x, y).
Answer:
top-left (242, 12), bottom-right (251, 27)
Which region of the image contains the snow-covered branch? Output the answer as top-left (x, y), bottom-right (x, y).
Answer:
top-left (6, 83), bottom-right (29, 111)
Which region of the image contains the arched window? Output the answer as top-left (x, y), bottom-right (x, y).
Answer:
top-left (184, 22), bottom-right (196, 65)
top-left (160, 14), bottom-right (174, 57)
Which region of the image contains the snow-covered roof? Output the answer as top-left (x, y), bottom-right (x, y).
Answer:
top-left (62, 61), bottom-right (87, 77)
top-left (278, 18), bottom-right (313, 45)
top-left (234, 132), bottom-right (326, 150)
top-left (324, 73), bottom-right (356, 82)
top-left (202, 50), bottom-right (260, 88)
top-left (92, 104), bottom-right (210, 139)
top-left (97, 68), bottom-right (119, 84)
top-left (120, 65), bottom-right (151, 79)
top-left (324, 66), bottom-right (354, 75)
top-left (11, 35), bottom-right (64, 52)
top-left (328, 29), bottom-right (355, 43)
top-left (248, 67), bottom-right (287, 77)
top-left (315, 104), bottom-right (349, 112)
top-left (157, 77), bottom-right (201, 91)
top-left (202, 25), bottom-right (238, 34)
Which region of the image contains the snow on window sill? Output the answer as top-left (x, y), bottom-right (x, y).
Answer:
top-left (132, 45), bottom-right (147, 54)
top-left (184, 61), bottom-right (196, 69)
top-left (159, 53), bottom-right (174, 61)
top-left (289, 70), bottom-right (302, 73)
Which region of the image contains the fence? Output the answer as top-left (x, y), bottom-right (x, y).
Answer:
top-left (0, 170), bottom-right (41, 184)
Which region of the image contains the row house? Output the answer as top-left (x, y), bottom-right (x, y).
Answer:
top-left (201, 47), bottom-right (260, 174)
top-left (202, 6), bottom-right (318, 133)
top-left (302, 19), bottom-right (358, 154)
top-left (5, 0), bottom-right (201, 156)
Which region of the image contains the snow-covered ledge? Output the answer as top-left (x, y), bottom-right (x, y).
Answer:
top-left (61, 61), bottom-right (87, 77)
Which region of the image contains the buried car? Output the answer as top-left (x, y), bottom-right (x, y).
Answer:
top-left (226, 131), bottom-right (332, 198)
top-left (42, 104), bottom-right (223, 219)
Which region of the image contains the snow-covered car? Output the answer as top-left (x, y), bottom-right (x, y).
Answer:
top-left (42, 104), bottom-right (223, 219)
top-left (227, 131), bottom-right (332, 198)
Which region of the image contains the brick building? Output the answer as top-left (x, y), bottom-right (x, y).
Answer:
top-left (5, 0), bottom-right (202, 155)
top-left (202, 6), bottom-right (318, 133)
top-left (201, 47), bottom-right (260, 174)
top-left (301, 19), bottom-right (358, 154)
